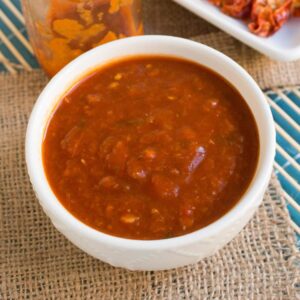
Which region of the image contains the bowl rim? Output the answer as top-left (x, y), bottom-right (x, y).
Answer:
top-left (25, 35), bottom-right (275, 250)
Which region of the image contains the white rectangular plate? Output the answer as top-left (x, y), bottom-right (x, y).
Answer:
top-left (173, 0), bottom-right (300, 61)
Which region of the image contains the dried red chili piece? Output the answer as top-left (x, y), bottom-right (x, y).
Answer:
top-left (210, 0), bottom-right (252, 18)
top-left (248, 0), bottom-right (292, 37)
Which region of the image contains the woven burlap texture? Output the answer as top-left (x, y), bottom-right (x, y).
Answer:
top-left (143, 0), bottom-right (218, 37)
top-left (0, 68), bottom-right (299, 299)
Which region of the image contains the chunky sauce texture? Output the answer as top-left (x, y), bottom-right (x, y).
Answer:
top-left (43, 56), bottom-right (259, 240)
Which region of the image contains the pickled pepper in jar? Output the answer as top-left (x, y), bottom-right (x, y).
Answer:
top-left (22, 0), bottom-right (143, 76)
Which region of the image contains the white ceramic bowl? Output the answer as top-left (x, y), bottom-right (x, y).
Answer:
top-left (26, 35), bottom-right (275, 271)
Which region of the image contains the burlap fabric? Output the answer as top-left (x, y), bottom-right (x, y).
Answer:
top-left (1, 1), bottom-right (300, 298)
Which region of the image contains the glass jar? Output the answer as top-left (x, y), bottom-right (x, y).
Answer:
top-left (22, 0), bottom-right (143, 76)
